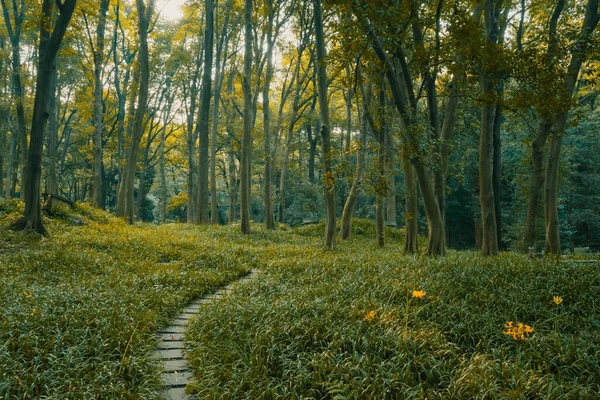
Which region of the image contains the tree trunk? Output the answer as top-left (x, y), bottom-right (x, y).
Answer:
top-left (92, 0), bottom-right (109, 209)
top-left (544, 0), bottom-right (599, 255)
top-left (478, 0), bottom-right (501, 256)
top-left (385, 127), bottom-right (397, 226)
top-left (196, 0), bottom-right (214, 224)
top-left (375, 81), bottom-right (387, 247)
top-left (340, 108), bottom-right (366, 239)
top-left (522, 121), bottom-right (551, 252)
top-left (115, 0), bottom-right (153, 224)
top-left (314, 0), bottom-right (336, 249)
top-left (1, 0), bottom-right (29, 202)
top-left (353, 1), bottom-right (445, 255)
top-left (46, 67), bottom-right (58, 195)
top-left (263, 0), bottom-right (275, 229)
top-left (403, 158), bottom-right (418, 253)
top-left (12, 0), bottom-right (77, 234)
top-left (240, 0), bottom-right (253, 234)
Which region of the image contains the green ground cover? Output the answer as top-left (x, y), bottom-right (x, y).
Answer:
top-left (186, 223), bottom-right (600, 399)
top-left (2, 199), bottom-right (599, 399)
top-left (0, 199), bottom-right (251, 398)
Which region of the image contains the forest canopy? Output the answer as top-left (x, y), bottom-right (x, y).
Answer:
top-left (1, 0), bottom-right (599, 255)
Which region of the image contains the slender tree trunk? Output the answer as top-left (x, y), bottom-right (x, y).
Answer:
top-left (196, 0), bottom-right (214, 224)
top-left (159, 111), bottom-right (168, 224)
top-left (210, 1), bottom-right (231, 225)
top-left (478, 0), bottom-right (502, 256)
top-left (375, 81), bottom-right (387, 247)
top-left (314, 0), bottom-right (335, 249)
top-left (544, 128), bottom-right (564, 255)
top-left (1, 0), bottom-right (28, 201)
top-left (240, 0), bottom-right (253, 234)
top-left (308, 125), bottom-right (317, 184)
top-left (46, 66), bottom-right (58, 195)
top-left (227, 142), bottom-right (237, 222)
top-left (353, 1), bottom-right (445, 255)
top-left (543, 0), bottom-right (599, 255)
top-left (403, 158), bottom-right (418, 253)
top-left (92, 0), bottom-right (110, 209)
top-left (12, 0), bottom-right (77, 234)
top-left (263, 0), bottom-right (275, 229)
top-left (522, 121), bottom-right (551, 252)
top-left (340, 108), bottom-right (366, 239)
top-left (385, 127), bottom-right (396, 226)
top-left (116, 0), bottom-right (153, 224)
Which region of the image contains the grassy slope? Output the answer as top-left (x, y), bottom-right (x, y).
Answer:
top-left (0, 201), bottom-right (251, 399)
top-left (186, 222), bottom-right (600, 399)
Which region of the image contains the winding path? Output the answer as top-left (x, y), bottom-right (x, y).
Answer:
top-left (153, 270), bottom-right (258, 400)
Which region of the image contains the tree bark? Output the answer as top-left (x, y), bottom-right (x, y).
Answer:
top-left (478, 0), bottom-right (502, 256)
top-left (314, 0), bottom-right (336, 249)
top-left (240, 0), bottom-right (253, 234)
top-left (544, 0), bottom-right (599, 255)
top-left (523, 121), bottom-right (551, 252)
top-left (210, 0), bottom-right (232, 225)
top-left (115, 0), bottom-right (153, 224)
top-left (196, 0), bottom-right (214, 224)
top-left (1, 0), bottom-right (28, 202)
top-left (340, 106), bottom-right (366, 240)
top-left (263, 0), bottom-right (275, 229)
top-left (92, 0), bottom-right (109, 209)
top-left (46, 66), bottom-right (59, 196)
top-left (353, 2), bottom-right (445, 255)
top-left (12, 0), bottom-right (77, 234)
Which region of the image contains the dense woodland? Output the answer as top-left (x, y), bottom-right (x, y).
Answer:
top-left (1, 0), bottom-right (600, 255)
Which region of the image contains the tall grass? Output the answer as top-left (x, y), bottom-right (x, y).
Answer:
top-left (186, 222), bottom-right (600, 399)
top-left (0, 201), bottom-right (250, 398)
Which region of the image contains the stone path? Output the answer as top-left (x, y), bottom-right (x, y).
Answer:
top-left (154, 270), bottom-right (258, 400)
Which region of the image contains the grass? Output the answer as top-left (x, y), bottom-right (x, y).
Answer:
top-left (2, 199), bottom-right (599, 399)
top-left (0, 199), bottom-right (251, 399)
top-left (185, 222), bottom-right (600, 399)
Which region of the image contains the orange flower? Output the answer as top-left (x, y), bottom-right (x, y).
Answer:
top-left (411, 290), bottom-right (426, 299)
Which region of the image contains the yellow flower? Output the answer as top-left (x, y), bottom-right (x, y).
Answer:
top-left (553, 296), bottom-right (563, 305)
top-left (503, 321), bottom-right (534, 341)
top-left (23, 290), bottom-right (33, 297)
top-left (362, 310), bottom-right (376, 322)
top-left (411, 290), bottom-right (426, 299)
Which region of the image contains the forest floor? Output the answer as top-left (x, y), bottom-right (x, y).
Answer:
top-left (1, 198), bottom-right (599, 398)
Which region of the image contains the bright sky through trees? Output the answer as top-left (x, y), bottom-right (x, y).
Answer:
top-left (156, 0), bottom-right (185, 20)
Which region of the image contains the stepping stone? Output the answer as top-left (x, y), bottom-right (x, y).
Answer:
top-left (162, 371), bottom-right (193, 387)
top-left (176, 313), bottom-right (196, 321)
top-left (159, 387), bottom-right (188, 400)
top-left (156, 341), bottom-right (185, 350)
top-left (162, 359), bottom-right (190, 372)
top-left (153, 349), bottom-right (184, 360)
top-left (158, 326), bottom-right (186, 334)
top-left (153, 269), bottom-right (259, 399)
top-left (157, 333), bottom-right (185, 342)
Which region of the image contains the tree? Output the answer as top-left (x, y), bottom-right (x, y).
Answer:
top-left (1, 0), bottom-right (28, 201)
top-left (314, 0), bottom-right (335, 249)
top-left (12, 0), bottom-right (77, 234)
top-left (116, 0), bottom-right (154, 224)
top-left (240, 0), bottom-right (252, 234)
top-left (86, 0), bottom-right (110, 209)
top-left (196, 0), bottom-right (214, 224)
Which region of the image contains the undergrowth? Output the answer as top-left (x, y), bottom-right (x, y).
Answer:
top-left (2, 200), bottom-right (598, 399)
top-left (0, 200), bottom-right (251, 398)
top-left (186, 223), bottom-right (600, 399)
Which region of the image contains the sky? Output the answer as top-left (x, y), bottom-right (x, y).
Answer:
top-left (155, 0), bottom-right (185, 21)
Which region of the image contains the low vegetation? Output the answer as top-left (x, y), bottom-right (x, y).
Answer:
top-left (2, 202), bottom-right (598, 398)
top-left (186, 223), bottom-right (600, 399)
top-left (0, 199), bottom-right (250, 398)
